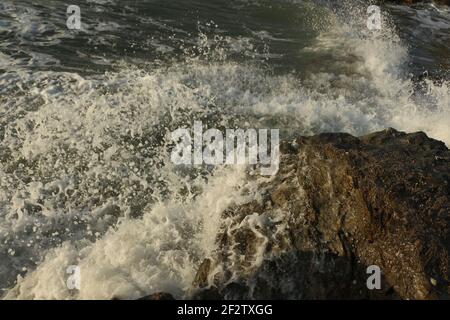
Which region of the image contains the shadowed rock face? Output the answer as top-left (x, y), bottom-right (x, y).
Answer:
top-left (191, 128), bottom-right (450, 300)
top-left (137, 292), bottom-right (175, 300)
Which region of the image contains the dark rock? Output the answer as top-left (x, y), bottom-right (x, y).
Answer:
top-left (191, 129), bottom-right (450, 300)
top-left (193, 258), bottom-right (212, 289)
top-left (138, 292), bottom-right (175, 300)
top-left (192, 286), bottom-right (223, 300)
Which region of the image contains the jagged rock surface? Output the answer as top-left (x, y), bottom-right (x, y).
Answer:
top-left (191, 129), bottom-right (450, 300)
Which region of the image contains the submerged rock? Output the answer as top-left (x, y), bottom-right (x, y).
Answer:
top-left (191, 128), bottom-right (450, 300)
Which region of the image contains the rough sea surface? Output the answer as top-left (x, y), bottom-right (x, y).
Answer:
top-left (0, 0), bottom-right (449, 299)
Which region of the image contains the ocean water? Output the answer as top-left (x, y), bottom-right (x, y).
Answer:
top-left (0, 0), bottom-right (449, 299)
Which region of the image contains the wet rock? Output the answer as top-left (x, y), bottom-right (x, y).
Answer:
top-left (191, 129), bottom-right (450, 300)
top-left (382, 0), bottom-right (450, 5)
top-left (138, 292), bottom-right (175, 300)
top-left (193, 258), bottom-right (212, 289)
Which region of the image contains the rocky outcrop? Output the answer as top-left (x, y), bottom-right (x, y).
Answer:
top-left (190, 128), bottom-right (450, 300)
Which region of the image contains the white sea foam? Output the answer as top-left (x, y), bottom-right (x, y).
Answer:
top-left (4, 167), bottom-right (254, 300)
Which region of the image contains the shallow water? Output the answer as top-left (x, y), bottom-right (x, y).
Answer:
top-left (0, 0), bottom-right (449, 299)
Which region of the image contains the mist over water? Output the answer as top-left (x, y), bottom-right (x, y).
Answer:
top-left (0, 0), bottom-right (449, 299)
